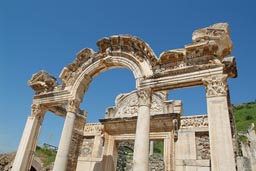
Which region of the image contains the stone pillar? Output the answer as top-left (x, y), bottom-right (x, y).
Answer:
top-left (203, 75), bottom-right (236, 171)
top-left (12, 104), bottom-right (46, 171)
top-left (133, 89), bottom-right (152, 171)
top-left (102, 133), bottom-right (118, 171)
top-left (53, 99), bottom-right (80, 171)
top-left (164, 133), bottom-right (173, 171)
top-left (149, 141), bottom-right (154, 156)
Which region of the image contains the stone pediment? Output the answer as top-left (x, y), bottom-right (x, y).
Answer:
top-left (105, 90), bottom-right (182, 119)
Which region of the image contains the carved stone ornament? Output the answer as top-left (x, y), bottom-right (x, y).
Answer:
top-left (59, 48), bottom-right (95, 87)
top-left (79, 139), bottom-right (94, 157)
top-left (137, 89), bottom-right (152, 106)
top-left (84, 123), bottom-right (104, 133)
top-left (173, 119), bottom-right (178, 141)
top-left (156, 23), bottom-right (234, 77)
top-left (180, 115), bottom-right (208, 128)
top-left (84, 123), bottom-right (104, 135)
top-left (31, 104), bottom-right (46, 117)
top-left (203, 75), bottom-right (228, 97)
top-left (66, 99), bottom-right (80, 113)
top-left (105, 91), bottom-right (167, 119)
top-left (28, 70), bottom-right (58, 95)
top-left (97, 35), bottom-right (158, 67)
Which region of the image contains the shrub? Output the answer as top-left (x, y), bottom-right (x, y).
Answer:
top-left (245, 115), bottom-right (253, 120)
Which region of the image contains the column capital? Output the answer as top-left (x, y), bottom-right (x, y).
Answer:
top-left (202, 75), bottom-right (228, 98)
top-left (31, 103), bottom-right (46, 117)
top-left (67, 99), bottom-right (80, 113)
top-left (137, 88), bottom-right (152, 106)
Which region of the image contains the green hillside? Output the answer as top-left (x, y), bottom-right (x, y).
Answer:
top-left (233, 101), bottom-right (256, 132)
top-left (35, 145), bottom-right (56, 167)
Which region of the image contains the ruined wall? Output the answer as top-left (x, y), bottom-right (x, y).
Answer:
top-left (116, 142), bottom-right (164, 171)
top-left (175, 115), bottom-right (210, 171)
top-left (0, 153), bottom-right (15, 171)
top-left (237, 123), bottom-right (256, 171)
top-left (196, 132), bottom-right (210, 160)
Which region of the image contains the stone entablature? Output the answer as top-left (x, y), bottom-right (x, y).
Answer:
top-left (29, 23), bottom-right (236, 106)
top-left (180, 115), bottom-right (208, 129)
top-left (83, 123), bottom-right (104, 136)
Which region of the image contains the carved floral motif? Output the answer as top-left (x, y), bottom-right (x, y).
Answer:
top-left (31, 104), bottom-right (46, 117)
top-left (67, 99), bottom-right (80, 113)
top-left (137, 89), bottom-right (152, 106)
top-left (180, 116), bottom-right (208, 128)
top-left (203, 76), bottom-right (228, 97)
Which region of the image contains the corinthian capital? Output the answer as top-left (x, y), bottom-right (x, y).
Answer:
top-left (137, 88), bottom-right (152, 106)
top-left (31, 104), bottom-right (46, 117)
top-left (67, 99), bottom-right (80, 113)
top-left (202, 75), bottom-right (228, 97)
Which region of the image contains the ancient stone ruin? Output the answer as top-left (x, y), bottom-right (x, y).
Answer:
top-left (11, 23), bottom-right (238, 171)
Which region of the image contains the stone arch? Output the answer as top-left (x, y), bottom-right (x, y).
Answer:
top-left (13, 23), bottom-right (239, 171)
top-left (59, 35), bottom-right (158, 101)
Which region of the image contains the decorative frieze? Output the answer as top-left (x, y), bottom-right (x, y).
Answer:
top-left (203, 75), bottom-right (228, 97)
top-left (97, 35), bottom-right (158, 67)
top-left (83, 123), bottom-right (104, 135)
top-left (180, 115), bottom-right (208, 128)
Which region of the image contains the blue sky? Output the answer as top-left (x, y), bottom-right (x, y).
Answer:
top-left (0, 0), bottom-right (256, 153)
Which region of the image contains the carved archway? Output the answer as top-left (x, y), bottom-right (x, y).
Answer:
top-left (59, 35), bottom-right (158, 101)
top-left (13, 23), bottom-right (239, 171)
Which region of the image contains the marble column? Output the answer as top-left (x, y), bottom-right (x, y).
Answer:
top-left (53, 99), bottom-right (80, 171)
top-left (203, 75), bottom-right (236, 171)
top-left (133, 89), bottom-right (152, 171)
top-left (12, 104), bottom-right (46, 171)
